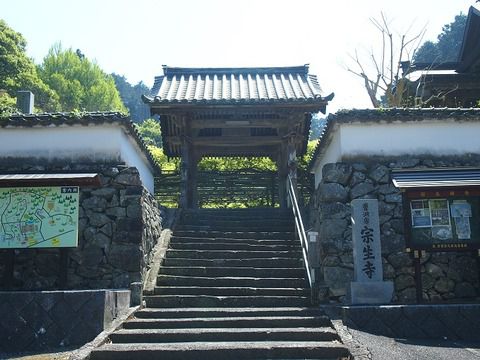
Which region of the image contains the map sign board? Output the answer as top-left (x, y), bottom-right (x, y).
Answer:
top-left (0, 186), bottom-right (79, 248)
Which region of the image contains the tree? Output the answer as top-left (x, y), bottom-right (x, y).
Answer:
top-left (414, 14), bottom-right (467, 63)
top-left (0, 19), bottom-right (59, 112)
top-left (346, 13), bottom-right (426, 107)
top-left (111, 73), bottom-right (150, 122)
top-left (135, 118), bottom-right (162, 147)
top-left (309, 113), bottom-right (327, 140)
top-left (38, 44), bottom-right (127, 112)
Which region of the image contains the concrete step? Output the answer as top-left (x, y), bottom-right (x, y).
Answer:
top-left (143, 295), bottom-right (310, 308)
top-left (90, 341), bottom-right (349, 360)
top-left (162, 257), bottom-right (302, 268)
top-left (180, 220), bottom-right (294, 228)
top-left (123, 315), bottom-right (331, 329)
top-left (170, 236), bottom-right (298, 246)
top-left (175, 224), bottom-right (294, 232)
top-left (158, 266), bottom-right (305, 278)
top-left (153, 286), bottom-right (308, 297)
top-left (109, 327), bottom-right (340, 343)
top-left (172, 230), bottom-right (295, 240)
top-left (133, 307), bottom-right (326, 319)
top-left (169, 242), bottom-right (300, 251)
top-left (156, 275), bottom-right (306, 288)
top-left (181, 208), bottom-right (292, 220)
top-left (165, 249), bottom-right (302, 259)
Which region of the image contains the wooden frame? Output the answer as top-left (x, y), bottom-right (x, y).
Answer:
top-left (403, 187), bottom-right (480, 252)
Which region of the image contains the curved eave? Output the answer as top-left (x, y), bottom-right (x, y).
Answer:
top-left (143, 92), bottom-right (334, 114)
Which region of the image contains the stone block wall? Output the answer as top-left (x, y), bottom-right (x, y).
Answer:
top-left (0, 289), bottom-right (130, 352)
top-left (332, 304), bottom-right (480, 341)
top-left (0, 161), bottom-right (164, 291)
top-left (311, 155), bottom-right (480, 303)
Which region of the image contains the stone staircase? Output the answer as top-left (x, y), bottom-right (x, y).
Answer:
top-left (90, 208), bottom-right (349, 360)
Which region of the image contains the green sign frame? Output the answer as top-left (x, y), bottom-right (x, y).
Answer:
top-left (0, 186), bottom-right (79, 249)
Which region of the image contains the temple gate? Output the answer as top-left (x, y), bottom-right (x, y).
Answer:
top-left (143, 65), bottom-right (333, 208)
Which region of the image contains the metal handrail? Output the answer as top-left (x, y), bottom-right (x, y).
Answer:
top-left (286, 174), bottom-right (315, 300)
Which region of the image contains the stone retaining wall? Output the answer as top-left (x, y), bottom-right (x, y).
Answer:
top-left (0, 289), bottom-right (130, 352)
top-left (311, 155), bottom-right (480, 303)
top-left (0, 161), bottom-right (164, 290)
top-left (329, 304), bottom-right (480, 341)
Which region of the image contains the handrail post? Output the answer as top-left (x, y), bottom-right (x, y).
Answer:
top-left (287, 174), bottom-right (317, 304)
top-left (307, 231), bottom-right (319, 305)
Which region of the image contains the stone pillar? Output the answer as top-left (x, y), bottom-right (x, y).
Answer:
top-left (349, 199), bottom-right (394, 304)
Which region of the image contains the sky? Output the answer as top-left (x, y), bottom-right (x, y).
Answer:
top-left (1, 0), bottom-right (477, 113)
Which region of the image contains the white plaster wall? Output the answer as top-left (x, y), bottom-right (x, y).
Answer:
top-left (120, 131), bottom-right (155, 193)
top-left (340, 121), bottom-right (480, 158)
top-left (0, 125), bottom-right (155, 193)
top-left (0, 126), bottom-right (122, 161)
top-left (311, 120), bottom-right (480, 187)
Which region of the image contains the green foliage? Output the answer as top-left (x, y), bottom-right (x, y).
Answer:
top-left (0, 19), bottom-right (59, 112)
top-left (300, 140), bottom-right (318, 169)
top-left (135, 118), bottom-right (162, 147)
top-left (111, 73), bottom-right (150, 122)
top-left (0, 91), bottom-right (16, 116)
top-left (38, 44), bottom-right (127, 112)
top-left (414, 14), bottom-right (467, 63)
top-left (199, 157), bottom-right (276, 171)
top-left (148, 145), bottom-right (179, 171)
top-left (309, 113), bottom-right (327, 140)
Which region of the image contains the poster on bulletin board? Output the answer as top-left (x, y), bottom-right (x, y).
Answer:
top-left (0, 186), bottom-right (79, 248)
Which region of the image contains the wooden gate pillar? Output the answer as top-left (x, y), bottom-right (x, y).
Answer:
top-left (278, 136), bottom-right (298, 209)
top-left (277, 141), bottom-right (288, 208)
top-left (287, 137), bottom-right (298, 191)
top-left (188, 150), bottom-right (200, 209)
top-left (180, 139), bottom-right (200, 209)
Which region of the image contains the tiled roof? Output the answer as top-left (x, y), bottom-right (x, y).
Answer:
top-left (392, 168), bottom-right (480, 188)
top-left (308, 108), bottom-right (480, 171)
top-left (331, 108), bottom-right (480, 122)
top-left (0, 112), bottom-right (159, 172)
top-left (144, 65), bottom-right (332, 106)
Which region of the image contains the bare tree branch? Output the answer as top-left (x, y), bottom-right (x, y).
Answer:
top-left (346, 12), bottom-right (428, 107)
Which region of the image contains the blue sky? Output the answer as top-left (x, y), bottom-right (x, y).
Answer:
top-left (1, 0), bottom-right (476, 112)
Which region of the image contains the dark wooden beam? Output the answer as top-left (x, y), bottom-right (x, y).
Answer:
top-left (168, 136), bottom-right (282, 146)
top-left (189, 119), bottom-right (290, 129)
top-left (196, 145), bottom-right (278, 157)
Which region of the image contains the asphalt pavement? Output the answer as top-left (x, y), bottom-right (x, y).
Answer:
top-left (346, 327), bottom-right (480, 359)
top-left (332, 320), bottom-right (480, 360)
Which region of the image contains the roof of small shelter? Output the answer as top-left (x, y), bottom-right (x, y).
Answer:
top-left (0, 111), bottom-right (159, 171)
top-left (406, 6), bottom-right (480, 75)
top-left (143, 65), bottom-right (333, 108)
top-left (308, 108), bottom-right (480, 171)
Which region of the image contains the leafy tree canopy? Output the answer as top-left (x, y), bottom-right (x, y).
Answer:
top-left (112, 73), bottom-right (150, 122)
top-left (38, 44), bottom-right (127, 112)
top-left (414, 14), bottom-right (467, 63)
top-left (0, 19), bottom-right (59, 112)
top-left (199, 157), bottom-right (276, 171)
top-left (135, 118), bottom-right (162, 147)
top-left (309, 113), bottom-right (327, 140)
